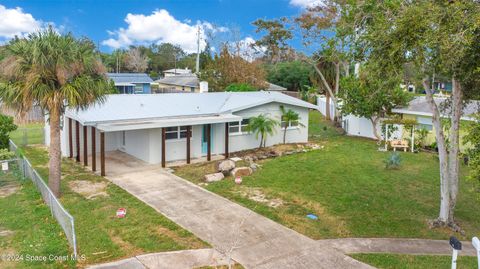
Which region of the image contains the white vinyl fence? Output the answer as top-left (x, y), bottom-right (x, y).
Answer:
top-left (8, 140), bottom-right (77, 258)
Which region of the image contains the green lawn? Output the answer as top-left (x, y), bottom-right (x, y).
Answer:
top-left (0, 164), bottom-right (73, 269)
top-left (175, 111), bottom-right (480, 240)
top-left (10, 123), bottom-right (45, 146)
top-left (351, 254), bottom-right (477, 269)
top-left (13, 146), bottom-right (207, 268)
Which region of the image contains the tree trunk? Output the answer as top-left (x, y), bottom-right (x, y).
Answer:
top-left (333, 62), bottom-right (341, 122)
top-left (48, 106), bottom-right (62, 197)
top-left (446, 78), bottom-right (462, 224)
top-left (259, 133), bottom-right (264, 149)
top-left (325, 92), bottom-right (331, 121)
top-left (283, 126), bottom-right (287, 144)
top-left (370, 116), bottom-right (381, 141)
top-left (423, 76), bottom-right (461, 225)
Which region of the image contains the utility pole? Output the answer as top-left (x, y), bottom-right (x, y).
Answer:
top-left (195, 25), bottom-right (200, 74)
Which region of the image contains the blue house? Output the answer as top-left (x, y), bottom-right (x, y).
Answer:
top-left (107, 73), bottom-right (153, 94)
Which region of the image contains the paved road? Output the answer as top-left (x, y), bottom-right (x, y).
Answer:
top-left (107, 167), bottom-right (372, 269)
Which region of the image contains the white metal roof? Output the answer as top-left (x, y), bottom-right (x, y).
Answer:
top-left (65, 91), bottom-right (316, 130)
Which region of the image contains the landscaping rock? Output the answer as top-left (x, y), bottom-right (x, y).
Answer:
top-left (231, 167), bottom-right (253, 177)
top-left (250, 163), bottom-right (260, 172)
top-left (217, 160), bottom-right (236, 175)
top-left (204, 172), bottom-right (225, 182)
top-left (229, 157), bottom-right (243, 163)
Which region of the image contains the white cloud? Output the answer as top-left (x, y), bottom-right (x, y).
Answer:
top-left (102, 9), bottom-right (227, 53)
top-left (289, 0), bottom-right (325, 9)
top-left (0, 5), bottom-right (42, 39)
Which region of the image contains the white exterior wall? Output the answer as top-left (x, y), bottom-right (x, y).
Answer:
top-left (316, 95), bottom-right (403, 140)
top-left (54, 103), bottom-right (310, 164)
top-left (230, 102), bottom-right (309, 152)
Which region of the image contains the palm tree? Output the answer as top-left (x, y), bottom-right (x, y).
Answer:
top-left (247, 114), bottom-right (278, 148)
top-left (280, 106), bottom-right (305, 144)
top-left (0, 28), bottom-right (113, 197)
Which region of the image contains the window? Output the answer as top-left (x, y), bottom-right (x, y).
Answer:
top-left (240, 119), bottom-right (250, 133)
top-left (281, 120), bottom-right (299, 129)
top-left (122, 131), bottom-right (126, 146)
top-left (190, 87), bottom-right (195, 92)
top-left (416, 123), bottom-right (433, 131)
top-left (229, 119), bottom-right (250, 134)
top-left (165, 126), bottom-right (191, 140)
top-left (134, 84), bottom-right (143, 94)
top-left (229, 121), bottom-right (240, 133)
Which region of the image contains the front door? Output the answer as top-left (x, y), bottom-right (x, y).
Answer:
top-left (201, 124), bottom-right (214, 155)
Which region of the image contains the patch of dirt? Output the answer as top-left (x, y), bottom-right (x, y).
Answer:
top-left (69, 180), bottom-right (109, 199)
top-left (0, 184), bottom-right (19, 198)
top-left (0, 227), bottom-right (14, 237)
top-left (109, 234), bottom-right (143, 258)
top-left (290, 196), bottom-right (350, 237)
top-left (157, 226), bottom-right (206, 249)
top-left (237, 188), bottom-right (284, 208)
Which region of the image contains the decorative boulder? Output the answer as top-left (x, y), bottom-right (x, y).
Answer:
top-left (231, 167), bottom-right (253, 177)
top-left (204, 173), bottom-right (225, 183)
top-left (217, 160), bottom-right (236, 175)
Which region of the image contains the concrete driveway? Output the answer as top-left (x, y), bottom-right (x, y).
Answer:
top-left (106, 159), bottom-right (373, 269)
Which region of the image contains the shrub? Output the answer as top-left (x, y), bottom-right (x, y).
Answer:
top-left (225, 83), bottom-right (257, 92)
top-left (0, 148), bottom-right (15, 160)
top-left (385, 152), bottom-right (401, 169)
top-left (0, 114), bottom-right (17, 149)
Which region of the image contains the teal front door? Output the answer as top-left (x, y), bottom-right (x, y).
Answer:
top-left (201, 124), bottom-right (214, 155)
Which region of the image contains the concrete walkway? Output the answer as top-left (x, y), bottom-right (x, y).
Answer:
top-left (106, 167), bottom-right (372, 269)
top-left (320, 238), bottom-right (477, 256)
top-left (88, 249), bottom-right (231, 269)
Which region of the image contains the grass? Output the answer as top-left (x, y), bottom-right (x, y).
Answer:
top-left (14, 145), bottom-right (207, 268)
top-left (351, 254), bottom-right (478, 269)
top-left (0, 164), bottom-right (73, 269)
top-left (10, 122), bottom-right (44, 146)
top-left (174, 110), bottom-right (480, 240)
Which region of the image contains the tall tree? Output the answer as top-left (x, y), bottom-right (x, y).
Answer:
top-left (125, 47), bottom-right (149, 72)
top-left (265, 61), bottom-right (314, 92)
top-left (200, 45), bottom-right (267, 91)
top-left (344, 1), bottom-right (480, 227)
top-left (252, 18), bottom-right (293, 63)
top-left (0, 28), bottom-right (113, 197)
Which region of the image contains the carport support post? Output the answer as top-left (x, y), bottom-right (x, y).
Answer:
top-left (224, 123), bottom-right (229, 159)
top-left (161, 128), bottom-right (166, 168)
top-left (83, 126), bottom-right (88, 166)
top-left (207, 124), bottom-right (211, 161)
top-left (186, 126), bottom-right (191, 164)
top-left (91, 127), bottom-right (96, 172)
top-left (75, 121), bottom-right (80, 162)
top-left (100, 132), bottom-right (105, 176)
top-left (68, 118), bottom-right (73, 158)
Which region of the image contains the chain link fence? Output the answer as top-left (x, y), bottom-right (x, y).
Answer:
top-left (10, 127), bottom-right (45, 146)
top-left (8, 140), bottom-right (77, 258)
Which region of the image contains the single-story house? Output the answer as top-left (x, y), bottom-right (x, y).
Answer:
top-left (155, 75), bottom-right (199, 93)
top-left (45, 92), bottom-right (316, 176)
top-left (163, 68), bottom-right (193, 77)
top-left (318, 95), bottom-right (478, 151)
top-left (107, 73), bottom-right (153, 94)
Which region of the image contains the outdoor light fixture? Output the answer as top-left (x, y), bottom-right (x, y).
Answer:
top-left (472, 236), bottom-right (480, 269)
top-left (450, 236), bottom-right (462, 269)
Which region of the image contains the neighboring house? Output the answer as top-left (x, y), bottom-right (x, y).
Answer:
top-left (45, 92), bottom-right (316, 176)
top-left (318, 95), bottom-right (478, 151)
top-left (391, 96), bottom-right (478, 150)
top-left (107, 73), bottom-right (153, 94)
top-left (163, 68), bottom-right (192, 77)
top-left (155, 75), bottom-right (199, 93)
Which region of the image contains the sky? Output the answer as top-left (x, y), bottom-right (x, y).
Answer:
top-left (0, 0), bottom-right (322, 53)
